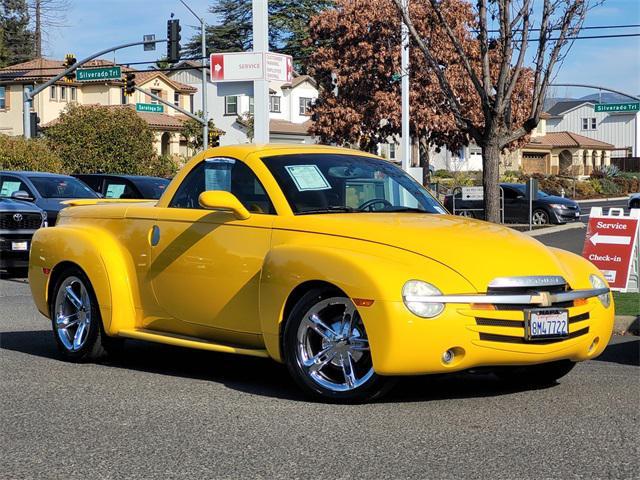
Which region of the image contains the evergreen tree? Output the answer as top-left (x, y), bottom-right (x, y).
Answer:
top-left (0, 0), bottom-right (34, 67)
top-left (184, 0), bottom-right (332, 73)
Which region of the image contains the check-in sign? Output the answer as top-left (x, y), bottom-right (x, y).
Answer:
top-left (210, 52), bottom-right (293, 82)
top-left (582, 210), bottom-right (639, 290)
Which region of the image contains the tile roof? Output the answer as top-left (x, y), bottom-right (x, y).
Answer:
top-left (281, 74), bottom-right (317, 89)
top-left (526, 131), bottom-right (614, 149)
top-left (269, 119), bottom-right (312, 135)
top-left (0, 57), bottom-right (195, 92)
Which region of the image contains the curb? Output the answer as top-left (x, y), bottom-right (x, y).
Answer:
top-left (576, 197), bottom-right (629, 203)
top-left (524, 222), bottom-right (586, 237)
top-left (614, 315), bottom-right (639, 335)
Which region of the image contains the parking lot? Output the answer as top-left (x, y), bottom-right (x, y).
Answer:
top-left (1, 276), bottom-right (638, 479)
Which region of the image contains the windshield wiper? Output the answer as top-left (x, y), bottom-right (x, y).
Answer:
top-left (298, 206), bottom-right (358, 215)
top-left (376, 207), bottom-right (429, 213)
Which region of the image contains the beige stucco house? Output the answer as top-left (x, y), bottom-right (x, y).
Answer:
top-left (0, 58), bottom-right (197, 156)
top-left (502, 113), bottom-right (614, 176)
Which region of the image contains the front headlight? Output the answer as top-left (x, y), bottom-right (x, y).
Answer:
top-left (402, 280), bottom-right (444, 318)
top-left (549, 203), bottom-right (568, 210)
top-left (589, 274), bottom-right (611, 308)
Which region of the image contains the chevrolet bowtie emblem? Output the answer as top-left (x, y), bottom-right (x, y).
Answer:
top-left (531, 291), bottom-right (552, 307)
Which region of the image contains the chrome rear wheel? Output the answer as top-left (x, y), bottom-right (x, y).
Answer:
top-left (54, 276), bottom-right (92, 352)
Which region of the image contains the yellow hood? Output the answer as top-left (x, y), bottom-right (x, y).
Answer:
top-left (276, 213), bottom-right (572, 291)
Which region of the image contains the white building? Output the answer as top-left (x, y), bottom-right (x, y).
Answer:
top-left (168, 61), bottom-right (317, 145)
top-left (545, 100), bottom-right (639, 157)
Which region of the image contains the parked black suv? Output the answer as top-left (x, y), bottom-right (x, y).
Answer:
top-left (0, 197), bottom-right (46, 275)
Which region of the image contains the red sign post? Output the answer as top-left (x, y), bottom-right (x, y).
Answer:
top-left (582, 208), bottom-right (640, 291)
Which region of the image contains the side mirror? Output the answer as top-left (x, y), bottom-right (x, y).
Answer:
top-left (198, 191), bottom-right (251, 220)
top-left (11, 190), bottom-right (34, 201)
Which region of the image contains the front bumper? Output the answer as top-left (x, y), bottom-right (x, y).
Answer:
top-left (0, 234), bottom-right (33, 269)
top-left (550, 207), bottom-right (581, 223)
top-left (361, 291), bottom-right (614, 375)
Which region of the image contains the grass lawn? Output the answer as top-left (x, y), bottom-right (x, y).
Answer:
top-left (612, 292), bottom-right (640, 316)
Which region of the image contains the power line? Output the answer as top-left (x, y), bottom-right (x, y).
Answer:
top-left (481, 23), bottom-right (640, 33)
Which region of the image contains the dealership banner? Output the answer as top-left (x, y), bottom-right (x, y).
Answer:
top-left (582, 207), bottom-right (640, 292)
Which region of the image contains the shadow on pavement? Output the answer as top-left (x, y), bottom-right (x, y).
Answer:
top-left (0, 329), bottom-right (571, 404)
top-left (593, 338), bottom-right (639, 366)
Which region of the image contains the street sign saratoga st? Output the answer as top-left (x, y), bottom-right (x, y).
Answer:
top-left (582, 207), bottom-right (640, 292)
top-left (135, 103), bottom-right (164, 113)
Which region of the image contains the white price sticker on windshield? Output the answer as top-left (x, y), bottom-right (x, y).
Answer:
top-left (285, 165), bottom-right (331, 191)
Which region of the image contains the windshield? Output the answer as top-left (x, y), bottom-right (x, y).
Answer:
top-left (262, 153), bottom-right (446, 215)
top-left (29, 176), bottom-right (98, 199)
top-left (134, 177), bottom-right (170, 199)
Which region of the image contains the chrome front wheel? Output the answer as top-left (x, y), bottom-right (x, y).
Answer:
top-left (296, 297), bottom-right (374, 392)
top-left (284, 289), bottom-right (392, 402)
top-left (532, 209), bottom-right (549, 225)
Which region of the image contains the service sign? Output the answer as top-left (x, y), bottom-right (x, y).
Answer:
top-left (582, 209), bottom-right (639, 290)
top-left (210, 52), bottom-right (293, 82)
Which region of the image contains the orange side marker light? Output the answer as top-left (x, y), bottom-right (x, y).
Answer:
top-left (353, 298), bottom-right (374, 307)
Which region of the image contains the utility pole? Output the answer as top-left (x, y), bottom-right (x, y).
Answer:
top-left (179, 0), bottom-right (208, 150)
top-left (252, 0), bottom-right (269, 144)
top-left (34, 0), bottom-right (42, 57)
top-left (400, 0), bottom-right (410, 171)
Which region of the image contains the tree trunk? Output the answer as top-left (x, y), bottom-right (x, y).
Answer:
top-left (481, 142), bottom-right (502, 223)
top-left (35, 0), bottom-right (42, 58)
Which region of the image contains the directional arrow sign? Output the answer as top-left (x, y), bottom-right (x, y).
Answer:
top-left (589, 232), bottom-right (632, 246)
top-left (582, 211), bottom-right (639, 290)
top-left (209, 52), bottom-right (293, 82)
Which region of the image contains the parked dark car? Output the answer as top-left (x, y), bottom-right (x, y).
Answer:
top-left (0, 172), bottom-right (98, 225)
top-left (73, 174), bottom-right (170, 200)
top-left (629, 193), bottom-right (640, 209)
top-left (0, 197), bottom-right (46, 275)
top-left (443, 183), bottom-right (580, 225)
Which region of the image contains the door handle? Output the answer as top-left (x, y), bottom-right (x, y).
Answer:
top-left (150, 225), bottom-right (160, 246)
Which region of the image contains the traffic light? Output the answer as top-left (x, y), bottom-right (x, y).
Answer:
top-left (124, 73), bottom-right (136, 96)
top-left (63, 54), bottom-right (76, 82)
top-left (167, 19), bottom-right (181, 63)
top-left (29, 112), bottom-right (41, 138)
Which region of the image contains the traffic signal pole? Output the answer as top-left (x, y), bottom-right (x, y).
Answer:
top-left (22, 39), bottom-right (167, 138)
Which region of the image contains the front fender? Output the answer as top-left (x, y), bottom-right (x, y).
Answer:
top-left (28, 224), bottom-right (137, 335)
top-left (259, 242), bottom-right (474, 362)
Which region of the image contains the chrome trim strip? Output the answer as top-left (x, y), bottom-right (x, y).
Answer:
top-left (488, 276), bottom-right (567, 288)
top-left (403, 287), bottom-right (609, 305)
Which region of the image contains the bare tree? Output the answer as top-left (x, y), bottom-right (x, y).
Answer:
top-left (394, 0), bottom-right (593, 222)
top-left (29, 0), bottom-right (71, 57)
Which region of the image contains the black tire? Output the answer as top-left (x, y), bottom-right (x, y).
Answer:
top-left (283, 288), bottom-right (394, 403)
top-left (49, 266), bottom-right (117, 362)
top-left (495, 360), bottom-right (576, 387)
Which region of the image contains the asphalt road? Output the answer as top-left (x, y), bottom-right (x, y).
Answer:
top-left (1, 278), bottom-right (638, 479)
top-left (578, 198), bottom-right (633, 223)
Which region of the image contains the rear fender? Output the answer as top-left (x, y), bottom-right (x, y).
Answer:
top-left (28, 225), bottom-right (137, 335)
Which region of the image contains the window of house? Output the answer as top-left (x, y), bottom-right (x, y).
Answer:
top-left (151, 89), bottom-right (162, 104)
top-left (0, 86), bottom-right (5, 109)
top-left (388, 143), bottom-right (397, 160)
top-left (269, 95), bottom-right (281, 113)
top-left (225, 95), bottom-right (238, 115)
top-left (50, 85), bottom-right (57, 100)
top-left (190, 94), bottom-right (194, 113)
top-left (249, 96), bottom-right (254, 115)
top-left (591, 118), bottom-right (597, 130)
top-left (60, 86), bottom-right (67, 101)
top-left (582, 117), bottom-right (597, 130)
top-left (70, 87), bottom-right (77, 101)
top-left (299, 97), bottom-right (313, 115)
top-left (174, 92), bottom-right (180, 107)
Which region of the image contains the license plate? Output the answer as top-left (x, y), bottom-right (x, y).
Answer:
top-left (575, 212), bottom-right (579, 217)
top-left (525, 309), bottom-right (569, 340)
top-left (11, 241), bottom-right (28, 251)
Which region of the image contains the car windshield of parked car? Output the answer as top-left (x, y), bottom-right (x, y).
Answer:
top-left (28, 176), bottom-right (98, 199)
top-left (134, 177), bottom-right (170, 199)
top-left (262, 153), bottom-right (446, 214)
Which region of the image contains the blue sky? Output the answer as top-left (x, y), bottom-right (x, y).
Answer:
top-left (47, 0), bottom-right (639, 98)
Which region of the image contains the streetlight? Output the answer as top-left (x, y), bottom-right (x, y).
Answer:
top-left (179, 0), bottom-right (209, 150)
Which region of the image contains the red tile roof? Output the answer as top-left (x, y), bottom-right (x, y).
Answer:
top-left (530, 131), bottom-right (614, 149)
top-left (269, 119), bottom-right (312, 135)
